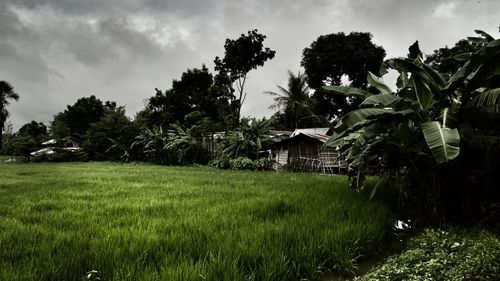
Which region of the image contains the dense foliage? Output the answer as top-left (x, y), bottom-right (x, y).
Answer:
top-left (214, 29), bottom-right (276, 123)
top-left (325, 31), bottom-right (500, 225)
top-left (265, 71), bottom-right (325, 130)
top-left (424, 39), bottom-right (479, 75)
top-left (301, 32), bottom-right (386, 119)
top-left (356, 229), bottom-right (500, 281)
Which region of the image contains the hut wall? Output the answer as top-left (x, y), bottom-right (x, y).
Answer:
top-left (289, 143), bottom-right (320, 159)
top-left (276, 147), bottom-right (288, 166)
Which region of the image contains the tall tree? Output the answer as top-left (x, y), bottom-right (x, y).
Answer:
top-left (301, 32), bottom-right (385, 119)
top-left (15, 121), bottom-right (48, 159)
top-left (83, 106), bottom-right (138, 161)
top-left (0, 81), bottom-right (20, 150)
top-left (214, 29), bottom-right (276, 123)
top-left (18, 121), bottom-right (48, 142)
top-left (146, 65), bottom-right (233, 131)
top-left (265, 71), bottom-right (314, 129)
top-left (51, 95), bottom-right (107, 139)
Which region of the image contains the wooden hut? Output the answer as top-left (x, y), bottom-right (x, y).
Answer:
top-left (269, 128), bottom-right (346, 173)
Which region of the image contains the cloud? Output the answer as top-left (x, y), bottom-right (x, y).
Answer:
top-left (433, 2), bottom-right (457, 19)
top-left (1, 0), bottom-right (499, 130)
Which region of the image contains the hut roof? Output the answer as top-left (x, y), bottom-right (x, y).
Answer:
top-left (290, 127), bottom-right (331, 137)
top-left (276, 132), bottom-right (330, 146)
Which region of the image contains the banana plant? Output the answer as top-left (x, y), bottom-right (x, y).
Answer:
top-left (324, 30), bottom-right (500, 196)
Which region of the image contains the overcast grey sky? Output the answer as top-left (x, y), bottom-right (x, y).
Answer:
top-left (1, 0), bottom-right (499, 130)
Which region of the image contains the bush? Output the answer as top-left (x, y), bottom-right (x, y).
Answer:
top-left (356, 228), bottom-right (500, 281)
top-left (229, 157), bottom-right (254, 170)
top-left (217, 157), bottom-right (272, 171)
top-left (209, 154), bottom-right (231, 169)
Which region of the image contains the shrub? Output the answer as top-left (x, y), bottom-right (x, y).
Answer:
top-left (356, 229), bottom-right (500, 281)
top-left (226, 157), bottom-right (272, 171)
top-left (229, 157), bottom-right (254, 170)
top-left (209, 154), bottom-right (231, 169)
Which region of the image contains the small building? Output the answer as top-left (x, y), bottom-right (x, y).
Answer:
top-left (62, 137), bottom-right (80, 148)
top-left (269, 128), bottom-right (346, 173)
top-left (32, 137), bottom-right (81, 157)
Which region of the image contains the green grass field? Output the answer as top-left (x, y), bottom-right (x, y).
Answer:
top-left (0, 162), bottom-right (393, 281)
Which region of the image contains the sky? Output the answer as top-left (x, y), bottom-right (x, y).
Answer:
top-left (1, 0), bottom-right (499, 131)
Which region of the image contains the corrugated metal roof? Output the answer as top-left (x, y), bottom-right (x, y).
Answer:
top-left (269, 130), bottom-right (293, 136)
top-left (291, 128), bottom-right (331, 137)
top-left (301, 133), bottom-right (330, 143)
top-left (41, 139), bottom-right (57, 145)
top-left (273, 132), bottom-right (330, 145)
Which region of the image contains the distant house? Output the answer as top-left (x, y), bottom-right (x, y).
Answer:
top-left (32, 137), bottom-right (81, 157)
top-left (41, 139), bottom-right (57, 146)
top-left (269, 128), bottom-right (346, 173)
top-left (41, 137), bottom-right (80, 148)
top-left (62, 137), bottom-right (80, 148)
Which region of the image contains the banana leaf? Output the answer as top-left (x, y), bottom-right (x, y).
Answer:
top-left (367, 72), bottom-right (392, 94)
top-left (421, 121), bottom-right (460, 163)
top-left (322, 85), bottom-right (373, 98)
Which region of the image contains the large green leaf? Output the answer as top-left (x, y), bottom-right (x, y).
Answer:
top-left (329, 119), bottom-right (374, 145)
top-left (420, 62), bottom-right (447, 88)
top-left (325, 131), bottom-right (361, 148)
top-left (367, 72), bottom-right (392, 94)
top-left (322, 85), bottom-right (373, 98)
top-left (383, 58), bottom-right (444, 94)
top-left (361, 93), bottom-right (401, 107)
top-left (464, 88), bottom-right (500, 112)
top-left (446, 39), bottom-right (500, 91)
top-left (335, 108), bottom-right (393, 130)
top-left (396, 71), bottom-right (410, 89)
top-left (474, 29), bottom-right (494, 42)
top-left (453, 52), bottom-right (472, 62)
top-left (421, 121), bottom-right (460, 163)
top-left (411, 75), bottom-right (433, 111)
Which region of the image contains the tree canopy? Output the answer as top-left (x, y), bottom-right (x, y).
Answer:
top-left (214, 29), bottom-right (276, 123)
top-left (145, 65), bottom-right (234, 131)
top-left (52, 95), bottom-right (107, 139)
top-left (424, 39), bottom-right (479, 75)
top-left (265, 71), bottom-right (316, 129)
top-left (301, 32), bottom-right (386, 119)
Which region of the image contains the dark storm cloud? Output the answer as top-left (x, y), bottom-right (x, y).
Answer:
top-left (0, 3), bottom-right (60, 82)
top-left (1, 0), bottom-right (499, 129)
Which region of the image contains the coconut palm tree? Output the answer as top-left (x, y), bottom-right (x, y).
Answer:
top-left (1, 81), bottom-right (20, 150)
top-left (264, 71), bottom-right (313, 129)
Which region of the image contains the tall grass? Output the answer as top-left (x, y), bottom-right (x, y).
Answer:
top-left (0, 162), bottom-right (393, 280)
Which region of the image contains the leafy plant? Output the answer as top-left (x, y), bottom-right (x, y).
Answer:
top-left (324, 30), bottom-right (500, 224)
top-left (131, 127), bottom-right (173, 164)
top-left (226, 157), bottom-right (272, 170)
top-left (165, 124), bottom-right (209, 165)
top-left (356, 229), bottom-right (500, 281)
top-left (223, 117), bottom-right (272, 160)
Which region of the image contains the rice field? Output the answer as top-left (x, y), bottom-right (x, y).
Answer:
top-left (0, 161), bottom-right (394, 281)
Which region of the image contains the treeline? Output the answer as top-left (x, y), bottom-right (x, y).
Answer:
top-left (0, 29), bottom-right (493, 168)
top-left (2, 28), bottom-right (500, 225)
top-left (1, 30), bottom-right (385, 165)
